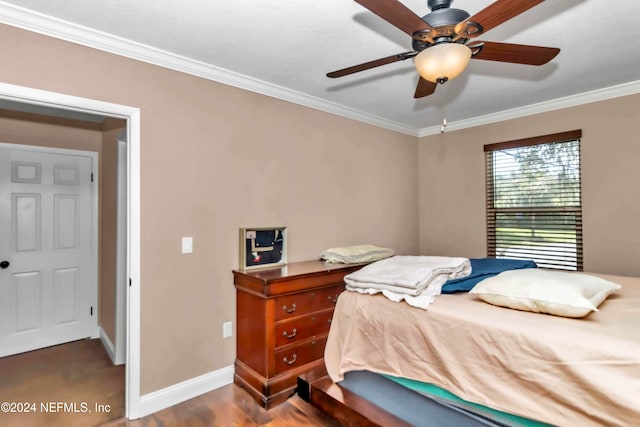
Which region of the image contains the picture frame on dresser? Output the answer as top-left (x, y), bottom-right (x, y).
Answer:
top-left (239, 226), bottom-right (287, 271)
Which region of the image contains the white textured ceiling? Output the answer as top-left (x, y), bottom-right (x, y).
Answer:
top-left (2, 0), bottom-right (640, 135)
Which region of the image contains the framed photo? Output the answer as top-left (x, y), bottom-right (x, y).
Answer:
top-left (239, 227), bottom-right (287, 271)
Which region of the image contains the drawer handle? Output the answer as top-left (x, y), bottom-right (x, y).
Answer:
top-left (283, 354), bottom-right (297, 365)
top-left (327, 294), bottom-right (339, 303)
top-left (282, 328), bottom-right (297, 339)
top-left (282, 303), bottom-right (297, 313)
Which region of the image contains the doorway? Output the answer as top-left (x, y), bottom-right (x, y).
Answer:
top-left (0, 143), bottom-right (98, 357)
top-left (0, 82), bottom-right (141, 418)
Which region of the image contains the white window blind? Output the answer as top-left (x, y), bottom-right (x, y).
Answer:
top-left (485, 130), bottom-right (583, 270)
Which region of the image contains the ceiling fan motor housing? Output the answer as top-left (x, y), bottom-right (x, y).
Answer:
top-left (423, 7), bottom-right (469, 29)
top-left (413, 6), bottom-right (470, 51)
top-left (428, 0), bottom-right (453, 11)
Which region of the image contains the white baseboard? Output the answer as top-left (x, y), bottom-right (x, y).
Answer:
top-left (137, 365), bottom-right (234, 418)
top-left (99, 327), bottom-right (117, 364)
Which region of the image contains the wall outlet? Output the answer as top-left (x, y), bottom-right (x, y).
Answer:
top-left (182, 237), bottom-right (193, 254)
top-left (223, 321), bottom-right (232, 338)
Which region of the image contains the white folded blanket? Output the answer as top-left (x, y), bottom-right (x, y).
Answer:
top-left (344, 256), bottom-right (471, 309)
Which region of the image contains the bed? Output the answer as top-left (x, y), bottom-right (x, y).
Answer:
top-left (318, 271), bottom-right (640, 427)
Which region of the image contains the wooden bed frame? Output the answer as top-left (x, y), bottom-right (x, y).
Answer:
top-left (297, 366), bottom-right (413, 427)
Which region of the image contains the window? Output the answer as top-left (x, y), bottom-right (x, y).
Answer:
top-left (485, 130), bottom-right (582, 270)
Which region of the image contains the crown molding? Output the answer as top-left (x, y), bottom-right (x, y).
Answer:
top-left (3, 2), bottom-right (640, 139)
top-left (0, 2), bottom-right (420, 137)
top-left (417, 79), bottom-right (640, 137)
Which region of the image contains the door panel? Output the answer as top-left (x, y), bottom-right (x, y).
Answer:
top-left (12, 161), bottom-right (41, 183)
top-left (0, 144), bottom-right (96, 357)
top-left (13, 194), bottom-right (41, 252)
top-left (13, 271), bottom-right (41, 332)
top-left (55, 195), bottom-right (78, 249)
top-left (54, 164), bottom-right (79, 185)
top-left (54, 268), bottom-right (78, 325)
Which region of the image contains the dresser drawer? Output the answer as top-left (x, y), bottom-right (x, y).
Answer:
top-left (274, 308), bottom-right (334, 347)
top-left (274, 335), bottom-right (328, 375)
top-left (274, 285), bottom-right (343, 321)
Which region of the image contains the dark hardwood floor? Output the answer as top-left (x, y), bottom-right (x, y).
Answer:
top-left (0, 338), bottom-right (125, 427)
top-left (0, 339), bottom-right (341, 427)
top-left (106, 385), bottom-right (342, 427)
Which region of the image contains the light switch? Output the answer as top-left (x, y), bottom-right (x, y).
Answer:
top-left (182, 237), bottom-right (193, 254)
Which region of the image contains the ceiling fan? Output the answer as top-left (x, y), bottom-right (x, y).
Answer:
top-left (327, 0), bottom-right (560, 98)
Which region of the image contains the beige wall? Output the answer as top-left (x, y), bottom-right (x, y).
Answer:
top-left (418, 93), bottom-right (640, 277)
top-left (0, 113), bottom-right (124, 344)
top-left (0, 24), bottom-right (419, 394)
top-left (0, 114), bottom-right (103, 152)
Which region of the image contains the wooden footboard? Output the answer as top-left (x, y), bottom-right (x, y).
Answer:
top-left (297, 367), bottom-right (412, 427)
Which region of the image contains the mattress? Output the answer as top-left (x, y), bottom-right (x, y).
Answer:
top-left (325, 273), bottom-right (640, 427)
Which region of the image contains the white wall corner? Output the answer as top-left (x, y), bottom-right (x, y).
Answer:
top-left (137, 365), bottom-right (234, 419)
top-left (99, 327), bottom-right (117, 364)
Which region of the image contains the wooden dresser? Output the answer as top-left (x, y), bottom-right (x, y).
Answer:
top-left (233, 259), bottom-right (364, 408)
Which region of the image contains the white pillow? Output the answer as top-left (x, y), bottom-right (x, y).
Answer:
top-left (320, 244), bottom-right (394, 264)
top-left (469, 269), bottom-right (621, 318)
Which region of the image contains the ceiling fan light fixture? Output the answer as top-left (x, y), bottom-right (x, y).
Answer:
top-left (415, 43), bottom-right (472, 83)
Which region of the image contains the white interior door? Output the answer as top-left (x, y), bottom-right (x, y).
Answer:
top-left (0, 144), bottom-right (97, 357)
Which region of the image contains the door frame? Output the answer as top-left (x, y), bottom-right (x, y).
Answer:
top-left (115, 134), bottom-right (127, 365)
top-left (0, 82), bottom-right (142, 419)
top-left (0, 142), bottom-right (100, 349)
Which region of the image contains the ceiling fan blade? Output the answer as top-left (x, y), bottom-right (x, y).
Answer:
top-left (355, 0), bottom-right (433, 36)
top-left (327, 51), bottom-right (417, 78)
top-left (455, 0), bottom-right (544, 37)
top-left (414, 77), bottom-right (438, 98)
top-left (471, 41), bottom-right (559, 65)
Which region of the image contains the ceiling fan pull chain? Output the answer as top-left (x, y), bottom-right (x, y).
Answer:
top-left (440, 82), bottom-right (448, 133)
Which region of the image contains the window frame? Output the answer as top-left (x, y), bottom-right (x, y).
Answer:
top-left (484, 130), bottom-right (583, 271)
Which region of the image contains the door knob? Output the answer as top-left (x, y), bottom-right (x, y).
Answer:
top-left (0, 261), bottom-right (9, 269)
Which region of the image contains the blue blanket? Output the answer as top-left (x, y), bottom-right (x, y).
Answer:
top-left (441, 258), bottom-right (537, 294)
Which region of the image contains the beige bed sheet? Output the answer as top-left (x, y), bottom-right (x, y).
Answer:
top-left (325, 273), bottom-right (640, 427)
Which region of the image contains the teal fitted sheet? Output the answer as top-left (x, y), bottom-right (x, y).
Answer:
top-left (384, 375), bottom-right (553, 427)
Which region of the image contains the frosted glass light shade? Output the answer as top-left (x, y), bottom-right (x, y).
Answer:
top-left (415, 43), bottom-right (472, 83)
